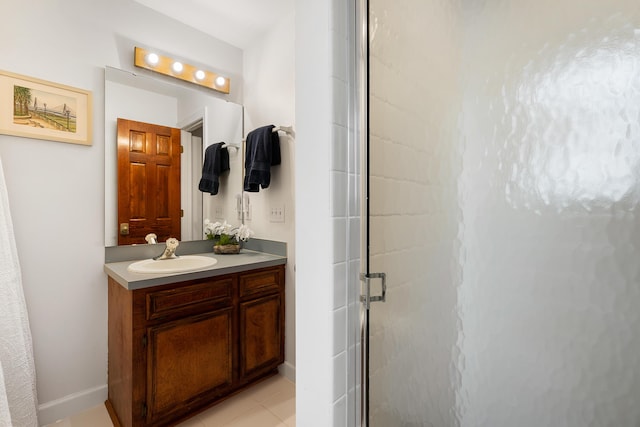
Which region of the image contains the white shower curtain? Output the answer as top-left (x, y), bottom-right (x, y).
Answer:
top-left (0, 155), bottom-right (38, 426)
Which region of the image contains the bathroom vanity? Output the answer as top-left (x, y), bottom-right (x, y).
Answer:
top-left (104, 248), bottom-right (286, 427)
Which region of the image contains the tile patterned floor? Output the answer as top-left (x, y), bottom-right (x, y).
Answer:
top-left (47, 374), bottom-right (295, 427)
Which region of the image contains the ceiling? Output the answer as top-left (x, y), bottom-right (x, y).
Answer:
top-left (133, 0), bottom-right (294, 50)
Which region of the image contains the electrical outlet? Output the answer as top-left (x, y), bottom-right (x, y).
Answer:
top-left (269, 205), bottom-right (285, 223)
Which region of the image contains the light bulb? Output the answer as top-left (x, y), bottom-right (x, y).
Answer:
top-left (146, 53), bottom-right (159, 66)
top-left (172, 62), bottom-right (183, 73)
top-left (195, 70), bottom-right (206, 80)
top-left (215, 76), bottom-right (226, 87)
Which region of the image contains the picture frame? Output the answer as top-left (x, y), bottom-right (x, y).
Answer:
top-left (0, 70), bottom-right (92, 146)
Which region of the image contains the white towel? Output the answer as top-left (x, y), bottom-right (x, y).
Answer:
top-left (0, 155), bottom-right (38, 426)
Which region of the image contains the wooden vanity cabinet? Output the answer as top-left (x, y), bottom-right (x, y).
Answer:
top-left (106, 265), bottom-right (285, 427)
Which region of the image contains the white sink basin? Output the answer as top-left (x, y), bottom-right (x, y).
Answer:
top-left (127, 255), bottom-right (218, 274)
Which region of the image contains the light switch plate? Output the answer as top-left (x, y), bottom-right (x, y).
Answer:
top-left (236, 194), bottom-right (243, 220)
top-left (269, 205), bottom-right (285, 223)
top-left (243, 194), bottom-right (251, 221)
top-left (215, 206), bottom-right (224, 219)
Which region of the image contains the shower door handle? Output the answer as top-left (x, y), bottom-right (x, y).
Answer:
top-left (360, 272), bottom-right (386, 309)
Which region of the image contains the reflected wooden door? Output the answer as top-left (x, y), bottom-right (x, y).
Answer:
top-left (117, 118), bottom-right (181, 245)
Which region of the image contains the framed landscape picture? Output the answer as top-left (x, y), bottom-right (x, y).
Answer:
top-left (0, 70), bottom-right (92, 146)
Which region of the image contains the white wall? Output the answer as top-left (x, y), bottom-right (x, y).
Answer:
top-left (0, 0), bottom-right (243, 424)
top-left (242, 10), bottom-right (297, 381)
top-left (294, 0), bottom-right (334, 424)
top-left (294, 0), bottom-right (362, 424)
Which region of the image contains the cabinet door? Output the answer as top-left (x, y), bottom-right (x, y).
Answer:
top-left (146, 308), bottom-right (234, 423)
top-left (239, 294), bottom-right (283, 380)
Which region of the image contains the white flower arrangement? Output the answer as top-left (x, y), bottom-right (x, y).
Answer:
top-left (204, 219), bottom-right (254, 245)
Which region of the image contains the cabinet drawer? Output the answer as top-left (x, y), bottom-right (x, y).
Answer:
top-left (239, 267), bottom-right (282, 299)
top-left (146, 277), bottom-right (234, 321)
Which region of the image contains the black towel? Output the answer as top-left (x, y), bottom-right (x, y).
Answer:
top-left (199, 142), bottom-right (229, 195)
top-left (243, 125), bottom-right (281, 192)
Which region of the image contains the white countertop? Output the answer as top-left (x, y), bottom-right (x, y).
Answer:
top-left (104, 249), bottom-right (286, 291)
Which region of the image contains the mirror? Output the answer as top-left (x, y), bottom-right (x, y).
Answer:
top-left (105, 66), bottom-right (244, 247)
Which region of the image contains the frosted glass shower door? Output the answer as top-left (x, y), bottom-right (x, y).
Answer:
top-left (364, 0), bottom-right (463, 425)
top-left (363, 0), bottom-right (640, 426)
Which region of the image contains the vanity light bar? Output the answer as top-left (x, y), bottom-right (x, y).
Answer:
top-left (134, 46), bottom-right (230, 94)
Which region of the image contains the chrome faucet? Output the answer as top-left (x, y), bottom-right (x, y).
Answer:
top-left (153, 237), bottom-right (180, 260)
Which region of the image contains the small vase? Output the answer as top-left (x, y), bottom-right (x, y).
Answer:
top-left (213, 243), bottom-right (240, 254)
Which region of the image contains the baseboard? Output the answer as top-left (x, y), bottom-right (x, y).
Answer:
top-left (37, 365), bottom-right (293, 425)
top-left (279, 361), bottom-right (296, 383)
top-left (38, 384), bottom-right (107, 426)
